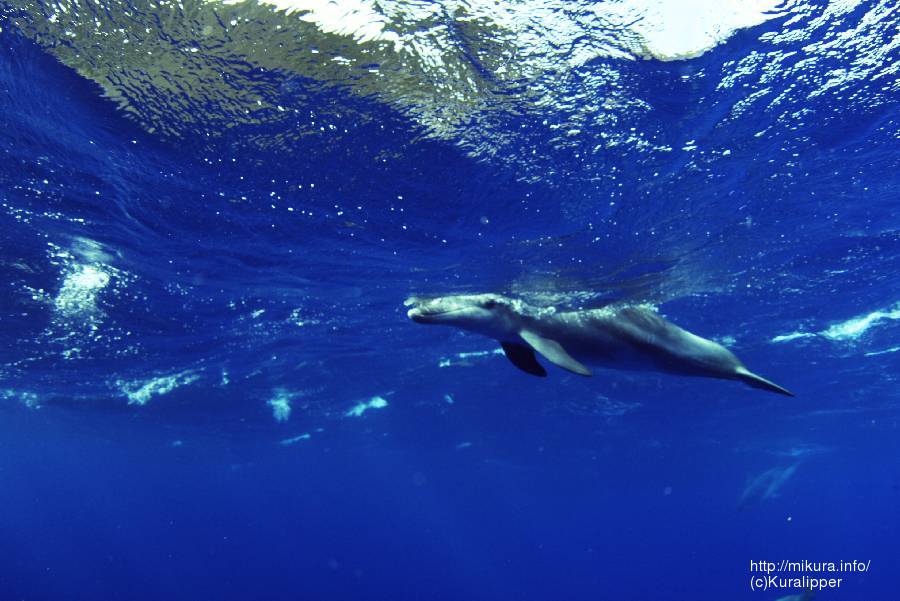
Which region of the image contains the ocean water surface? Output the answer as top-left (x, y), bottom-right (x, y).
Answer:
top-left (0, 0), bottom-right (898, 599)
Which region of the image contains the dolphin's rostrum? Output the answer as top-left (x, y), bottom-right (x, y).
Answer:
top-left (405, 293), bottom-right (793, 396)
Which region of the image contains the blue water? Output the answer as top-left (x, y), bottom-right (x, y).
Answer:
top-left (1, 1), bottom-right (898, 599)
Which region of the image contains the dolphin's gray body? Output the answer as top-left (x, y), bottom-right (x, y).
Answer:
top-left (405, 293), bottom-right (793, 396)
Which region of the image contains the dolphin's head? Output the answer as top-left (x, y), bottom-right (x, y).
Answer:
top-left (404, 294), bottom-right (520, 339)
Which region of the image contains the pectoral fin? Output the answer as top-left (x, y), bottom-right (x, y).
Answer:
top-left (501, 342), bottom-right (547, 377)
top-left (519, 330), bottom-right (592, 377)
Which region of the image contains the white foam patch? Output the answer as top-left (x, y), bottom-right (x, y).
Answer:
top-left (54, 263), bottom-right (110, 317)
top-left (239, 0), bottom-right (401, 46)
top-left (70, 236), bottom-right (116, 264)
top-left (268, 388), bottom-right (293, 422)
top-left (438, 348), bottom-right (504, 368)
top-left (865, 346), bottom-right (900, 357)
top-left (596, 397), bottom-right (642, 418)
top-left (280, 433), bottom-right (311, 445)
top-left (772, 302), bottom-right (900, 345)
top-left (821, 305), bottom-right (900, 341)
top-left (0, 389), bottom-right (41, 409)
top-left (771, 332), bottom-right (816, 343)
top-left (345, 395), bottom-right (389, 418)
top-left (243, 0), bottom-right (783, 63)
top-left (714, 335), bottom-right (737, 346)
top-left (117, 371), bottom-right (200, 406)
top-left (11, 0), bottom-right (799, 178)
top-left (595, 0), bottom-right (786, 61)
top-left (772, 444), bottom-right (830, 459)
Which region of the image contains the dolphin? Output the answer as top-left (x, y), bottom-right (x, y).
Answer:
top-left (738, 463), bottom-right (801, 509)
top-left (405, 293), bottom-right (793, 396)
top-left (775, 591), bottom-right (815, 601)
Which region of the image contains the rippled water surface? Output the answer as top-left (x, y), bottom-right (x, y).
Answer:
top-left (0, 0), bottom-right (898, 599)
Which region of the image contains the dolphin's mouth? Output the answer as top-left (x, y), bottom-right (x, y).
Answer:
top-left (405, 298), bottom-right (466, 323)
top-left (406, 307), bottom-right (464, 322)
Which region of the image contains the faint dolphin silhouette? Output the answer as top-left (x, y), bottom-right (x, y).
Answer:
top-left (774, 590), bottom-right (815, 601)
top-left (738, 463), bottom-right (801, 509)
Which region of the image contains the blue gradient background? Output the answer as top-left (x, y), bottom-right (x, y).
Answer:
top-left (1, 3), bottom-right (898, 599)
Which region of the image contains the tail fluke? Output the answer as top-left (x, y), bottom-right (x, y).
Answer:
top-left (735, 367), bottom-right (794, 397)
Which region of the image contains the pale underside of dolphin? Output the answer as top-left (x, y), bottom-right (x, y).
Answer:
top-left (405, 293), bottom-right (793, 396)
